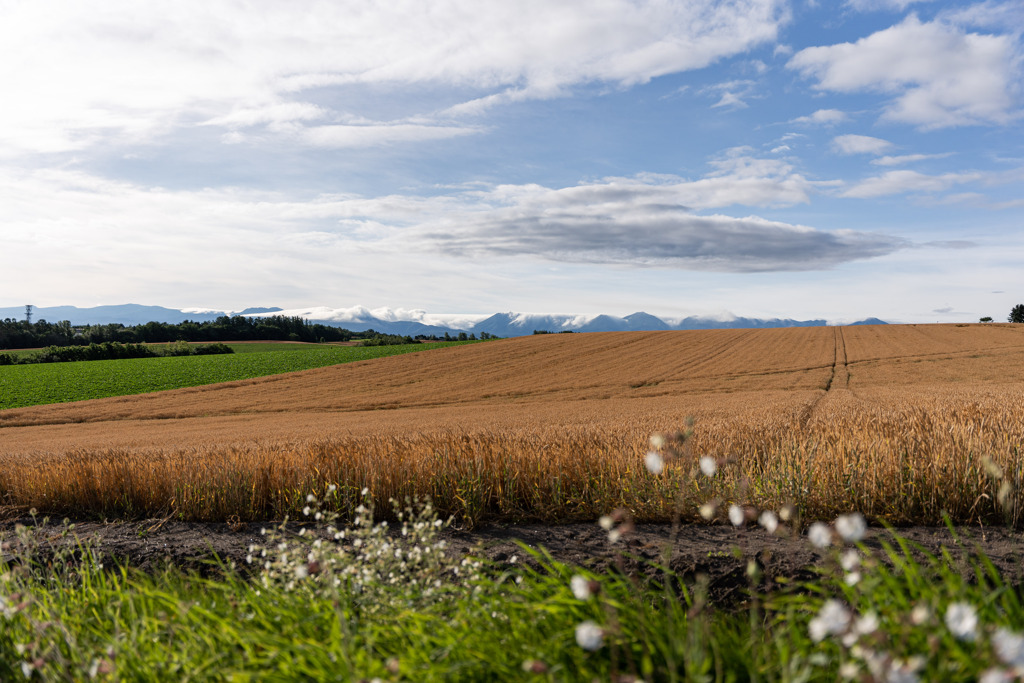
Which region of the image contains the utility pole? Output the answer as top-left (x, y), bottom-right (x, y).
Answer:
top-left (25, 304), bottom-right (33, 325)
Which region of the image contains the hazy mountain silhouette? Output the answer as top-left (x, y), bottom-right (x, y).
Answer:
top-left (1, 304), bottom-right (888, 337)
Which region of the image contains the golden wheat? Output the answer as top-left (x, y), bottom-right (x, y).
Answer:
top-left (1, 324), bottom-right (1023, 525)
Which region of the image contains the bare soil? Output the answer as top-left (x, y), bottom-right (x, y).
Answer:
top-left (4, 517), bottom-right (1023, 602)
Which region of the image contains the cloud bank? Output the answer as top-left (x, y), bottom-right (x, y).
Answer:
top-left (788, 14), bottom-right (1021, 128)
top-left (0, 0), bottom-right (788, 156)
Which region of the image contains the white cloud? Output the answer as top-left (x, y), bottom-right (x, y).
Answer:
top-left (702, 80), bottom-right (758, 110)
top-left (788, 15), bottom-right (1021, 128)
top-left (842, 169), bottom-right (983, 197)
top-left (249, 305), bottom-right (491, 329)
top-left (845, 0), bottom-right (934, 11)
top-left (939, 2), bottom-right (1024, 32)
top-left (871, 152), bottom-right (953, 165)
top-left (202, 103), bottom-right (328, 128)
top-left (791, 109), bottom-right (850, 125)
top-left (300, 124), bottom-right (481, 149)
top-left (0, 160), bottom-right (900, 308)
top-left (833, 134), bottom-right (894, 155)
top-left (0, 0), bottom-right (788, 156)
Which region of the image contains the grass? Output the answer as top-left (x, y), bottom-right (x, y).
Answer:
top-left (3, 496), bottom-right (1024, 681)
top-left (0, 342), bottom-right (468, 410)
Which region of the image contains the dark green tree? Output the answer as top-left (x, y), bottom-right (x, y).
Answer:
top-left (1010, 304), bottom-right (1024, 323)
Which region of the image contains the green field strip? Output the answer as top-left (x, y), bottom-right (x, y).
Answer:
top-left (0, 342), bottom-right (467, 410)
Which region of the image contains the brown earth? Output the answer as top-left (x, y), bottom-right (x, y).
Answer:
top-left (2, 324), bottom-right (1023, 454)
top-left (4, 516), bottom-right (1024, 603)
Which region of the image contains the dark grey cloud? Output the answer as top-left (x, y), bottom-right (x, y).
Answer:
top-left (423, 211), bottom-right (907, 272)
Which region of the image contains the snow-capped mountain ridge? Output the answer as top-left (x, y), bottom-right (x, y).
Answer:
top-left (2, 304), bottom-right (887, 336)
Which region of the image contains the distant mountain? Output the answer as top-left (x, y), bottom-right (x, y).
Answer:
top-left (1, 304), bottom-right (888, 336)
top-left (623, 312), bottom-right (672, 331)
top-left (238, 307), bottom-right (283, 316)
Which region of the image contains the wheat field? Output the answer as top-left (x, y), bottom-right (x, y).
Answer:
top-left (1, 324), bottom-right (1023, 525)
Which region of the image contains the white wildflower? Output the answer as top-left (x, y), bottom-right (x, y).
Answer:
top-left (575, 621), bottom-right (604, 651)
top-left (758, 510), bottom-right (779, 534)
top-left (834, 513), bottom-right (867, 542)
top-left (885, 660), bottom-right (922, 683)
top-left (699, 502), bottom-right (717, 520)
top-left (992, 628), bottom-right (1024, 667)
top-left (699, 456), bottom-right (717, 478)
top-left (945, 602), bottom-right (978, 641)
top-left (608, 529), bottom-right (622, 544)
top-left (571, 575), bottom-right (593, 600)
top-left (808, 599), bottom-right (852, 642)
top-left (840, 549), bottom-right (860, 572)
top-left (979, 669), bottom-right (1014, 683)
top-left (645, 451), bottom-right (664, 475)
top-left (306, 494), bottom-right (316, 503)
top-left (294, 564), bottom-right (309, 580)
top-left (910, 603), bottom-right (931, 625)
top-left (21, 662), bottom-right (33, 678)
top-left (808, 522), bottom-right (833, 548)
top-left (361, 487), bottom-right (369, 496)
top-left (649, 434), bottom-right (666, 449)
top-left (839, 661), bottom-right (860, 680)
top-left (855, 611), bottom-right (879, 636)
top-left (598, 515), bottom-right (614, 530)
top-left (728, 504), bottom-right (745, 527)
top-left (302, 506), bottom-right (311, 517)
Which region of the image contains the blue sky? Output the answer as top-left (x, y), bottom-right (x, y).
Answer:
top-left (1, 0), bottom-right (1022, 324)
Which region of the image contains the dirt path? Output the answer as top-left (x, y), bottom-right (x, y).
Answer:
top-left (4, 517), bottom-right (1023, 603)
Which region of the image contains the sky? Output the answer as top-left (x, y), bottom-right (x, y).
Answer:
top-left (1, 0), bottom-right (1022, 324)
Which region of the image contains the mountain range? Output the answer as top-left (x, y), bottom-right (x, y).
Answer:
top-left (2, 304), bottom-right (887, 338)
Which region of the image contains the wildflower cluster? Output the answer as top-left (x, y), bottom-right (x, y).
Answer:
top-left (250, 487), bottom-right (484, 612)
top-left (566, 425), bottom-right (1024, 682)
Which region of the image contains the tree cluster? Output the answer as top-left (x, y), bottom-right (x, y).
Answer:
top-left (0, 341), bottom-right (233, 366)
top-left (0, 315), bottom-right (502, 351)
top-left (1010, 304), bottom-right (1024, 324)
top-left (0, 315), bottom-right (356, 350)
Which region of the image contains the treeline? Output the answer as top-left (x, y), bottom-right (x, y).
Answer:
top-left (0, 315), bottom-right (501, 351)
top-left (0, 341), bottom-right (233, 366)
top-left (1, 315), bottom-right (359, 349)
top-left (410, 331), bottom-right (498, 342)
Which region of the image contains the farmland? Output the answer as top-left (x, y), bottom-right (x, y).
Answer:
top-left (4, 323), bottom-right (1024, 681)
top-left (0, 341), bottom-right (467, 410)
top-left (1, 323), bottom-right (1023, 526)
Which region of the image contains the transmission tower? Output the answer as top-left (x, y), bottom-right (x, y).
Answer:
top-left (25, 304), bottom-right (33, 325)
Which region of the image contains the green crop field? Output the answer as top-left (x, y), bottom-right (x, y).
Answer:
top-left (0, 342), bottom-right (467, 410)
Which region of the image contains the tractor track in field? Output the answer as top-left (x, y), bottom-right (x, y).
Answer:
top-left (798, 326), bottom-right (850, 427)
